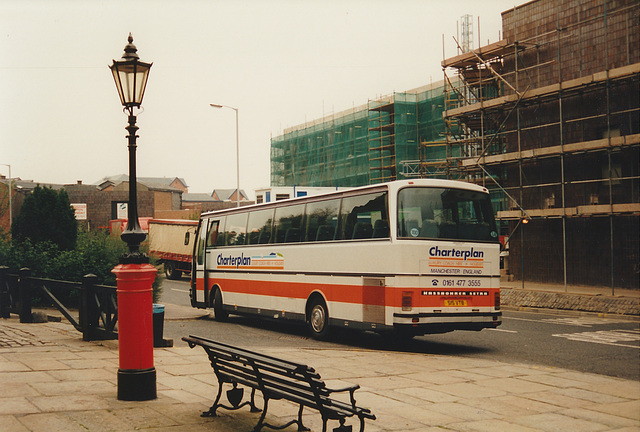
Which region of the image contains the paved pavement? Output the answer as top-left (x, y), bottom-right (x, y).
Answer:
top-left (1, 294), bottom-right (639, 432)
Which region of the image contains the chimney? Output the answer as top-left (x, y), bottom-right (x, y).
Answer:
top-left (77, 180), bottom-right (83, 185)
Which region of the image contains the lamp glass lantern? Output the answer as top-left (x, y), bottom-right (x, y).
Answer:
top-left (110, 34), bottom-right (152, 109)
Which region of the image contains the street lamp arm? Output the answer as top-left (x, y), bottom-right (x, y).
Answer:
top-left (210, 103), bottom-right (238, 112)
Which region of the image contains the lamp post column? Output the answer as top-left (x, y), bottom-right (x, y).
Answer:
top-left (110, 33), bottom-right (156, 401)
top-left (121, 113), bottom-right (146, 256)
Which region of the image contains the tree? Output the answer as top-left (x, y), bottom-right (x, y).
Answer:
top-left (12, 186), bottom-right (77, 250)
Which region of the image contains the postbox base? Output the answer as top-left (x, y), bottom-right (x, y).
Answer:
top-left (117, 367), bottom-right (157, 401)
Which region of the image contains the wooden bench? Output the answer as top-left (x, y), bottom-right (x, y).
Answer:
top-left (182, 335), bottom-right (376, 432)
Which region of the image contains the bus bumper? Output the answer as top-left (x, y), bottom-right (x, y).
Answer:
top-left (392, 311), bottom-right (502, 335)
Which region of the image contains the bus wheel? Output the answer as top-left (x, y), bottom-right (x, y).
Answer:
top-left (213, 288), bottom-right (228, 322)
top-left (307, 298), bottom-right (330, 340)
top-left (164, 262), bottom-right (181, 280)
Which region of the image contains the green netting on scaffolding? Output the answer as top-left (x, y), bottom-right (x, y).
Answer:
top-left (270, 82), bottom-right (449, 187)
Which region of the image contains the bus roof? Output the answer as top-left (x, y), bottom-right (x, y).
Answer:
top-left (200, 179), bottom-right (489, 218)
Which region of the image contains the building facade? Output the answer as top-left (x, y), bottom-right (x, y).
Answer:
top-left (441, 0), bottom-right (639, 289)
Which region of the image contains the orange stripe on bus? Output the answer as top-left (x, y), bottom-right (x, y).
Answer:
top-left (195, 278), bottom-right (497, 308)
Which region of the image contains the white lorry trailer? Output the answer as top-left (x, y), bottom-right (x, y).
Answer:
top-left (148, 219), bottom-right (198, 279)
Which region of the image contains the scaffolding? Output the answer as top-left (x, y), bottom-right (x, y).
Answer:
top-left (270, 107), bottom-right (370, 187)
top-left (442, 0), bottom-right (640, 290)
top-left (271, 82), bottom-right (448, 188)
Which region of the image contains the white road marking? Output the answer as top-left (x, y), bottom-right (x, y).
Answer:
top-left (487, 328), bottom-right (518, 333)
top-left (553, 329), bottom-right (640, 349)
top-left (541, 317), bottom-right (628, 327)
top-left (507, 315), bottom-right (628, 327)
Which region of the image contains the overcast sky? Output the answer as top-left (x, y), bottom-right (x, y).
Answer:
top-left (1, 0), bottom-right (517, 198)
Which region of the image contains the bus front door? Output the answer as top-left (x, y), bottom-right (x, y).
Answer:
top-left (193, 219), bottom-right (219, 308)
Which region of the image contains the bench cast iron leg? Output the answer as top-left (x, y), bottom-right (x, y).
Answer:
top-left (256, 401), bottom-right (309, 432)
top-left (201, 380), bottom-right (224, 417)
top-left (250, 388), bottom-right (262, 412)
top-left (253, 397), bottom-right (269, 432)
top-left (297, 404), bottom-right (310, 432)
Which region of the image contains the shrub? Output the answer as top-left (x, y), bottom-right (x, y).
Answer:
top-left (2, 230), bottom-right (162, 305)
top-left (12, 186), bottom-right (77, 251)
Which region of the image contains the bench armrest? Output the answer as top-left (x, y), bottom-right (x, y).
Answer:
top-left (325, 384), bottom-right (360, 406)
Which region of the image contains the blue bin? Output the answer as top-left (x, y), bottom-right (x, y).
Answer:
top-left (152, 304), bottom-right (165, 347)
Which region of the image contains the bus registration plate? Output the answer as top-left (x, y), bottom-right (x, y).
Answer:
top-left (444, 299), bottom-right (467, 307)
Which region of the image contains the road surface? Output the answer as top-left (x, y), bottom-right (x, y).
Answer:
top-left (160, 279), bottom-right (640, 381)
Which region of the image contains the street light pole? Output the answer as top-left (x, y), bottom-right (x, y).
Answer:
top-left (210, 104), bottom-right (241, 207)
top-left (109, 33), bottom-right (156, 402)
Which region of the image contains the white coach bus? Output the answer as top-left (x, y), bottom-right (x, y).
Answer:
top-left (190, 179), bottom-right (501, 339)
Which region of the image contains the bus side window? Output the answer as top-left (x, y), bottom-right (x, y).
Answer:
top-left (247, 208), bottom-right (274, 245)
top-left (207, 220), bottom-right (220, 247)
top-left (373, 219), bottom-right (390, 238)
top-left (225, 213), bottom-right (248, 246)
top-left (214, 217), bottom-right (226, 247)
top-left (304, 199), bottom-right (340, 242)
top-left (339, 192), bottom-right (388, 240)
top-left (273, 204), bottom-right (305, 243)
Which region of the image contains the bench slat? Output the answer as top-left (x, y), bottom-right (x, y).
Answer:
top-left (214, 364), bottom-right (334, 405)
top-left (204, 351), bottom-right (329, 395)
top-left (187, 335), bottom-right (312, 371)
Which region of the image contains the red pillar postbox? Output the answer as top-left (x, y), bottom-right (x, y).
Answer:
top-left (113, 263), bottom-right (157, 401)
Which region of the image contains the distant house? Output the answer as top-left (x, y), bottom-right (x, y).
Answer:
top-left (211, 188), bottom-right (250, 203)
top-left (182, 188), bottom-right (254, 215)
top-left (97, 175), bottom-right (189, 193)
top-left (181, 193), bottom-right (220, 214)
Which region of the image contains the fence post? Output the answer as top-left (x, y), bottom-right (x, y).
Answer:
top-left (18, 268), bottom-right (32, 323)
top-left (0, 266), bottom-right (10, 318)
top-left (81, 274), bottom-right (98, 341)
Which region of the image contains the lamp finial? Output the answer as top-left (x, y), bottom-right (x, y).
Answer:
top-left (122, 33), bottom-right (139, 61)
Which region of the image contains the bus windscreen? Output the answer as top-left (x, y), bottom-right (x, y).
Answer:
top-left (398, 187), bottom-right (498, 242)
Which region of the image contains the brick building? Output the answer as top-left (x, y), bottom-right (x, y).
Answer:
top-left (64, 180), bottom-right (185, 230)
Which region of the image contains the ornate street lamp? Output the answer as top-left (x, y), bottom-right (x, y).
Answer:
top-left (110, 33), bottom-right (152, 262)
top-left (110, 33), bottom-right (156, 402)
